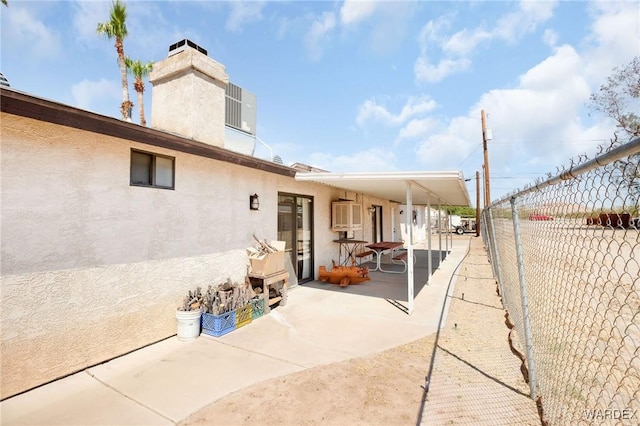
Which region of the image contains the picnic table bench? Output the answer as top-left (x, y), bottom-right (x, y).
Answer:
top-left (355, 250), bottom-right (375, 265)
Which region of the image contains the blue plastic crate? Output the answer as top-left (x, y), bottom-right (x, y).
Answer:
top-left (201, 311), bottom-right (236, 337)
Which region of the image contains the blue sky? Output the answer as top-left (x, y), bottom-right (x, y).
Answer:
top-left (1, 1), bottom-right (638, 204)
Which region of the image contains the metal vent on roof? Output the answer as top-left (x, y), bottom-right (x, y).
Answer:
top-left (273, 155), bottom-right (283, 164)
top-left (0, 72), bottom-right (10, 88)
top-left (168, 39), bottom-right (207, 57)
top-left (226, 82), bottom-right (242, 131)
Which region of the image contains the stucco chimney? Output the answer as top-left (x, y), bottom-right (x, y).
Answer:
top-left (149, 40), bottom-right (229, 147)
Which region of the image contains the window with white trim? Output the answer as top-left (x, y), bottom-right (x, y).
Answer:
top-left (130, 149), bottom-right (175, 189)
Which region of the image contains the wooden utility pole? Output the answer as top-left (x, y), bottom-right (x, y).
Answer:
top-left (482, 164), bottom-right (486, 207)
top-left (481, 109), bottom-right (491, 207)
top-left (476, 171), bottom-right (480, 237)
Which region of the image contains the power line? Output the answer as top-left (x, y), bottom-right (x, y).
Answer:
top-left (456, 144), bottom-right (482, 168)
top-left (486, 139), bottom-right (609, 145)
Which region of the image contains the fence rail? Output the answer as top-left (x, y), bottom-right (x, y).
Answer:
top-left (482, 136), bottom-right (640, 424)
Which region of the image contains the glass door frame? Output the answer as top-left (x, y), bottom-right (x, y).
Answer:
top-left (277, 192), bottom-right (314, 284)
top-left (371, 205), bottom-right (383, 243)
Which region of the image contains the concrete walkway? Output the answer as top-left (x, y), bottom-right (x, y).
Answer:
top-left (418, 237), bottom-right (540, 425)
top-left (1, 236), bottom-right (539, 425)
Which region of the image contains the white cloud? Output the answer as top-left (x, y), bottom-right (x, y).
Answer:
top-left (396, 117), bottom-right (440, 142)
top-left (543, 29), bottom-right (558, 47)
top-left (73, 1), bottom-right (110, 46)
top-left (3, 5), bottom-right (62, 59)
top-left (414, 56), bottom-right (471, 83)
top-left (309, 147), bottom-right (398, 172)
top-left (367, 2), bottom-right (416, 54)
top-left (339, 1), bottom-right (416, 54)
top-left (415, 114), bottom-right (479, 171)
top-left (301, 1), bottom-right (414, 60)
top-left (582, 1), bottom-right (640, 85)
top-left (415, 1), bottom-right (557, 83)
top-left (226, 1), bottom-right (266, 33)
top-left (417, 15), bottom-right (452, 51)
top-left (356, 96), bottom-right (437, 127)
top-left (340, 0), bottom-right (378, 26)
top-left (74, 0), bottom-right (171, 61)
top-left (71, 79), bottom-right (120, 113)
top-left (405, 1), bottom-right (638, 200)
top-left (304, 11), bottom-right (337, 61)
top-left (442, 28), bottom-right (491, 56)
top-left (414, 44), bottom-right (610, 187)
top-left (493, 0), bottom-right (556, 42)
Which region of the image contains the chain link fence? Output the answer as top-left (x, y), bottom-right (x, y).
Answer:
top-left (482, 137), bottom-right (640, 424)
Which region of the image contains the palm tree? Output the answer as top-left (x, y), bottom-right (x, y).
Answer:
top-left (125, 57), bottom-right (153, 126)
top-left (96, 0), bottom-right (132, 121)
top-left (2, 0), bottom-right (8, 6)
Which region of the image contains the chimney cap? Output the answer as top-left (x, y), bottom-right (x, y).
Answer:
top-left (168, 39), bottom-right (207, 57)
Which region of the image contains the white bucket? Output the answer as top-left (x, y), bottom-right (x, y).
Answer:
top-left (175, 310), bottom-right (202, 341)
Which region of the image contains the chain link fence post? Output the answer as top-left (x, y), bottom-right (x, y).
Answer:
top-left (510, 195), bottom-right (538, 399)
top-left (487, 207), bottom-right (505, 306)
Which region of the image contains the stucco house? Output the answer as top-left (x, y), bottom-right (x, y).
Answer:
top-left (0, 40), bottom-right (469, 399)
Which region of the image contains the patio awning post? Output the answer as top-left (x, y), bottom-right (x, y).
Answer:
top-left (427, 202), bottom-right (432, 283)
top-left (406, 181), bottom-right (414, 314)
top-left (438, 205), bottom-right (442, 260)
top-left (445, 210), bottom-right (449, 256)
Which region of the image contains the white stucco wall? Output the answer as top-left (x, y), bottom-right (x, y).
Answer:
top-left (1, 114), bottom-right (278, 398)
top-left (0, 112), bottom-right (399, 398)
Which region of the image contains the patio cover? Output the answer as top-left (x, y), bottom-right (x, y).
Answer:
top-left (294, 171), bottom-right (470, 206)
top-left (295, 170), bottom-right (471, 314)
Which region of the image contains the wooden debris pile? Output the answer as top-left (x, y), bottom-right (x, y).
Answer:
top-left (246, 233), bottom-right (278, 257)
top-left (178, 277), bottom-right (256, 314)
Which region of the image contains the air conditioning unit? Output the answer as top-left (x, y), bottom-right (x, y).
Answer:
top-left (225, 82), bottom-right (256, 136)
top-left (331, 201), bottom-right (362, 232)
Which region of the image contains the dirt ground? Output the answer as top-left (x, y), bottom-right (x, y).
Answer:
top-left (180, 238), bottom-right (539, 426)
top-left (180, 333), bottom-right (438, 425)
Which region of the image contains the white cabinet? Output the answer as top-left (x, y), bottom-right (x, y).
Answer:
top-left (331, 201), bottom-right (362, 232)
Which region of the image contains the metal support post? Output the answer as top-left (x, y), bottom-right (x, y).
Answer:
top-left (438, 205), bottom-right (442, 261)
top-left (488, 207), bottom-right (505, 306)
top-left (475, 171), bottom-right (481, 237)
top-left (445, 210), bottom-right (449, 256)
top-left (427, 202), bottom-right (432, 282)
top-left (510, 196), bottom-right (537, 399)
top-left (406, 182), bottom-right (414, 314)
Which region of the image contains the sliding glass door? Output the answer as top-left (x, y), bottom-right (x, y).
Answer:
top-left (277, 193), bottom-right (314, 283)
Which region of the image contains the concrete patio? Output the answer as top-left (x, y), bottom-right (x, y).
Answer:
top-left (0, 236), bottom-right (539, 425)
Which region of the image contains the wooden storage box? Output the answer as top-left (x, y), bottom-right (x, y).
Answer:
top-left (248, 241), bottom-right (286, 276)
top-left (249, 251), bottom-right (285, 276)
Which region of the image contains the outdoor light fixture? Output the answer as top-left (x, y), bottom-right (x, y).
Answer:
top-left (368, 206), bottom-right (376, 214)
top-left (249, 194), bottom-right (260, 210)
